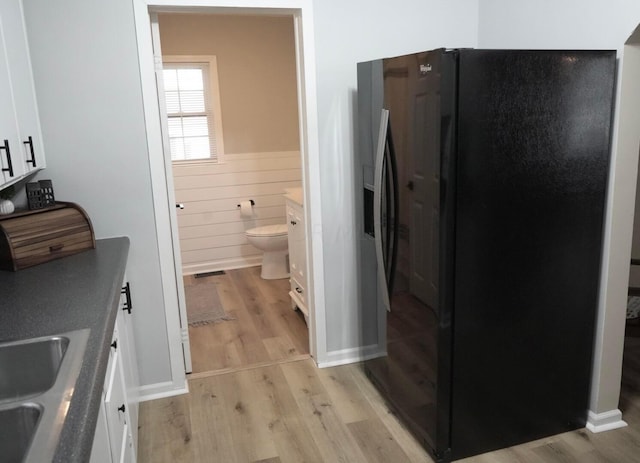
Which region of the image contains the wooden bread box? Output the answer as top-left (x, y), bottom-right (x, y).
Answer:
top-left (0, 202), bottom-right (95, 271)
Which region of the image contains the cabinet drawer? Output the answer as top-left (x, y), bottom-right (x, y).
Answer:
top-left (0, 202), bottom-right (95, 270)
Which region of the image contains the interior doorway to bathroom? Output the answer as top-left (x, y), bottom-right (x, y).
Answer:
top-left (151, 12), bottom-right (310, 376)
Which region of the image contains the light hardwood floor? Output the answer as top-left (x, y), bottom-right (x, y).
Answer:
top-left (185, 267), bottom-right (310, 375)
top-left (140, 333), bottom-right (640, 463)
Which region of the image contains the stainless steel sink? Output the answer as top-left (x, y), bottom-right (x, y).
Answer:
top-left (0, 404), bottom-right (42, 463)
top-left (0, 335), bottom-right (69, 403)
top-left (0, 329), bottom-right (89, 463)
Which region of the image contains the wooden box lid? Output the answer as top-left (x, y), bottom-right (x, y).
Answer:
top-left (0, 202), bottom-right (96, 271)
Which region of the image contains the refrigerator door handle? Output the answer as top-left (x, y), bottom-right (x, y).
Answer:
top-left (385, 118), bottom-right (400, 297)
top-left (374, 109), bottom-right (391, 312)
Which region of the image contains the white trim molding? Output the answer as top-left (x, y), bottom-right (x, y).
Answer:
top-left (133, 0), bottom-right (190, 397)
top-left (589, 26), bottom-right (640, 421)
top-left (316, 344), bottom-right (385, 369)
top-left (182, 256), bottom-right (262, 275)
top-left (138, 382), bottom-right (190, 403)
top-left (586, 409), bottom-right (628, 433)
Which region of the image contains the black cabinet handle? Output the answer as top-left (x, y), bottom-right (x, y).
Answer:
top-left (110, 340), bottom-right (117, 350)
top-left (176, 203), bottom-right (184, 209)
top-left (118, 404), bottom-right (126, 413)
top-left (121, 282), bottom-right (132, 314)
top-left (290, 220), bottom-right (297, 226)
top-left (295, 287), bottom-right (303, 294)
top-left (1, 139), bottom-right (14, 177)
top-left (24, 136), bottom-right (36, 167)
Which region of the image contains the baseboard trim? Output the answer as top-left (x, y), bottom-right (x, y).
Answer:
top-left (138, 381), bottom-right (189, 402)
top-left (188, 355), bottom-right (311, 380)
top-left (317, 344), bottom-right (386, 368)
top-left (183, 257), bottom-right (261, 275)
top-left (586, 409), bottom-right (628, 433)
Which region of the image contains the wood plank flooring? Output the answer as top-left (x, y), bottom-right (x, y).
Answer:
top-left (185, 267), bottom-right (309, 374)
top-left (140, 329), bottom-right (640, 463)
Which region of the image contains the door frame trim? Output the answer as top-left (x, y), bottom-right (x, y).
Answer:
top-left (132, 0), bottom-right (325, 397)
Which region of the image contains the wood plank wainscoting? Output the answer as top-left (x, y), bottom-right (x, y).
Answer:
top-left (173, 151), bottom-right (302, 275)
top-left (139, 332), bottom-right (640, 462)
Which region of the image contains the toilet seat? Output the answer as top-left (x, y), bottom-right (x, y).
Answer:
top-left (246, 224), bottom-right (288, 237)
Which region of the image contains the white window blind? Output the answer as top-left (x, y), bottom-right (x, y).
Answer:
top-left (163, 63), bottom-right (220, 161)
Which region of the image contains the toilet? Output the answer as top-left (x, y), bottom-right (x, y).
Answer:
top-left (245, 224), bottom-right (289, 279)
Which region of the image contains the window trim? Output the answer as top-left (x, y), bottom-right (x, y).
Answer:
top-left (163, 55), bottom-right (225, 164)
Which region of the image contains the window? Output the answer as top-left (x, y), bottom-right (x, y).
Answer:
top-left (162, 56), bottom-right (224, 162)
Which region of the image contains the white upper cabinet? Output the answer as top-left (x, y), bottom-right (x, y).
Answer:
top-left (0, 30), bottom-right (22, 186)
top-left (0, 0), bottom-right (45, 189)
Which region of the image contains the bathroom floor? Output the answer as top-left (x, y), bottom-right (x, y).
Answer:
top-left (185, 266), bottom-right (310, 376)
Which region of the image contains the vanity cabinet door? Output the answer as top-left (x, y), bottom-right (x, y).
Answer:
top-left (287, 201), bottom-right (308, 317)
top-left (287, 203), bottom-right (306, 284)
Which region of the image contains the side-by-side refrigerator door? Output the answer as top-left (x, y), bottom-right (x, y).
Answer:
top-left (357, 59), bottom-right (388, 352)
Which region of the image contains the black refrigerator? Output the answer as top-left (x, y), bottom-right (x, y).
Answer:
top-left (356, 49), bottom-right (616, 461)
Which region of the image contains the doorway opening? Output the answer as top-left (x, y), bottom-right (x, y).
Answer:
top-left (134, 0), bottom-right (323, 395)
top-left (153, 12), bottom-right (311, 376)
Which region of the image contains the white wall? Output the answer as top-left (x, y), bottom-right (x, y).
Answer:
top-left (479, 1), bottom-right (640, 50)
top-left (22, 0), bottom-right (172, 387)
top-left (311, 0), bottom-right (479, 355)
top-left (478, 0), bottom-right (640, 418)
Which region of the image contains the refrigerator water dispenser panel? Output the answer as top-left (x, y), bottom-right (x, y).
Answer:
top-left (364, 187), bottom-right (374, 237)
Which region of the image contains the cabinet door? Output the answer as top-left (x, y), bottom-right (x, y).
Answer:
top-left (0, 20), bottom-right (23, 186)
top-left (287, 202), bottom-right (308, 316)
top-left (296, 213), bottom-right (306, 285)
top-left (115, 422), bottom-right (131, 463)
top-left (290, 205), bottom-right (306, 284)
top-left (0, 0), bottom-right (45, 178)
top-left (118, 282), bottom-right (139, 454)
top-left (91, 307), bottom-right (138, 463)
top-left (287, 206), bottom-right (298, 275)
top-left (104, 349), bottom-right (128, 463)
top-left (122, 433), bottom-right (135, 463)
top-left (90, 395), bottom-right (113, 463)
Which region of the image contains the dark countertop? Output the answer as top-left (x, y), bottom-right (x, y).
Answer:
top-left (0, 237), bottom-right (130, 462)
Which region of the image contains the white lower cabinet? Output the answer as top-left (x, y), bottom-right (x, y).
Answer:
top-left (105, 335), bottom-right (131, 462)
top-left (90, 394), bottom-right (111, 463)
top-left (91, 282), bottom-right (138, 463)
